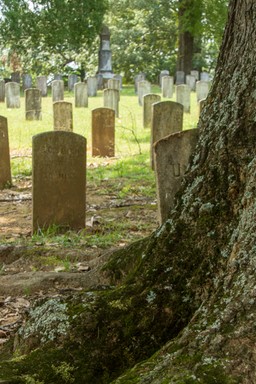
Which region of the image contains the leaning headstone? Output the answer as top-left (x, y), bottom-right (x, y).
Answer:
top-left (175, 71), bottom-right (185, 85)
top-left (138, 80), bottom-right (151, 106)
top-left (87, 76), bottom-right (98, 97)
top-left (36, 76), bottom-right (48, 97)
top-left (53, 101), bottom-right (73, 131)
top-left (74, 82), bottom-right (88, 108)
top-left (176, 84), bottom-right (191, 113)
top-left (25, 88), bottom-right (42, 120)
top-left (52, 80), bottom-right (64, 102)
top-left (154, 128), bottom-right (199, 224)
top-left (32, 131), bottom-right (86, 232)
top-left (190, 70), bottom-right (199, 81)
top-left (143, 93), bottom-right (161, 128)
top-left (151, 101), bottom-right (184, 168)
top-left (0, 80), bottom-right (5, 102)
top-left (162, 76), bottom-right (174, 98)
top-left (68, 74), bottom-right (78, 91)
top-left (200, 71), bottom-right (210, 81)
top-left (107, 78), bottom-right (120, 91)
top-left (5, 82), bottom-right (20, 108)
top-left (92, 107), bottom-right (115, 157)
top-left (196, 81), bottom-right (209, 102)
top-left (134, 73), bottom-right (146, 94)
top-left (186, 74), bottom-right (196, 91)
top-left (199, 98), bottom-right (206, 114)
top-left (103, 88), bottom-right (119, 117)
top-left (159, 70), bottom-right (170, 87)
top-left (0, 116), bottom-right (12, 189)
top-left (22, 74), bottom-right (33, 91)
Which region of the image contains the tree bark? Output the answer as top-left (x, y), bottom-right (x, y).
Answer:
top-left (1, 1), bottom-right (256, 383)
top-left (177, 0), bottom-right (195, 73)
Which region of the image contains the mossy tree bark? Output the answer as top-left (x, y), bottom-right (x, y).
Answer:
top-left (1, 1), bottom-right (256, 383)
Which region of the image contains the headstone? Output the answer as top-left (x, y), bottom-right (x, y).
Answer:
top-left (190, 70), bottom-right (199, 81)
top-left (143, 94), bottom-right (161, 128)
top-left (159, 70), bottom-right (170, 87)
top-left (87, 76), bottom-right (98, 97)
top-left (154, 129), bottom-right (199, 224)
top-left (54, 74), bottom-right (62, 80)
top-left (200, 71), bottom-right (210, 81)
top-left (52, 80), bottom-right (64, 102)
top-left (151, 101), bottom-right (184, 168)
top-left (107, 78), bottom-right (120, 91)
top-left (134, 73), bottom-right (146, 94)
top-left (196, 81), bottom-right (209, 102)
top-left (0, 80), bottom-right (5, 102)
top-left (22, 74), bottom-right (33, 91)
top-left (97, 25), bottom-right (113, 86)
top-left (92, 107), bottom-right (115, 157)
top-left (176, 84), bottom-right (191, 113)
top-left (36, 76), bottom-right (48, 97)
top-left (162, 76), bottom-right (174, 98)
top-left (68, 74), bottom-right (78, 91)
top-left (199, 98), bottom-right (206, 114)
top-left (0, 116), bottom-right (12, 189)
top-left (53, 101), bottom-right (73, 131)
top-left (113, 74), bottom-right (122, 89)
top-left (175, 71), bottom-right (185, 85)
top-left (186, 74), bottom-right (196, 91)
top-left (25, 88), bottom-right (42, 120)
top-left (74, 82), bottom-right (88, 108)
top-left (32, 131), bottom-right (86, 232)
top-left (5, 82), bottom-right (20, 108)
top-left (11, 72), bottom-right (20, 84)
top-left (138, 80), bottom-right (151, 106)
top-left (103, 88), bottom-right (119, 117)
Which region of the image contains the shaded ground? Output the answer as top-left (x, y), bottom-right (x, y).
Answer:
top-left (0, 171), bottom-right (158, 347)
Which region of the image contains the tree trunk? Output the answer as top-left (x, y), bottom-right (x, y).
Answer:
top-left (177, 0), bottom-right (195, 73)
top-left (1, 1), bottom-right (256, 383)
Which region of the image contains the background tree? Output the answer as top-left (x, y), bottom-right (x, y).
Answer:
top-left (0, 0), bottom-right (108, 77)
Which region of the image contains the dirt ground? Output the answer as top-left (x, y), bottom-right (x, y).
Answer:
top-left (0, 172), bottom-right (158, 346)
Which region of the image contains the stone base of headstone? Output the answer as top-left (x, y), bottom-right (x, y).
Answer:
top-left (32, 131), bottom-right (86, 232)
top-left (154, 129), bottom-right (199, 224)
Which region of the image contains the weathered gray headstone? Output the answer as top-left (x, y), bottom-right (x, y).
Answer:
top-left (53, 101), bottom-right (73, 131)
top-left (175, 71), bottom-right (185, 85)
top-left (143, 93), bottom-right (161, 128)
top-left (154, 128), bottom-right (199, 224)
top-left (107, 78), bottom-right (120, 91)
top-left (162, 76), bottom-right (174, 98)
top-left (103, 88), bottom-right (119, 117)
top-left (68, 74), bottom-right (78, 91)
top-left (200, 71), bottom-right (210, 81)
top-left (134, 73), bottom-right (146, 94)
top-left (87, 76), bottom-right (98, 97)
top-left (92, 107), bottom-right (115, 157)
top-left (0, 116), bottom-right (11, 189)
top-left (186, 74), bottom-right (196, 91)
top-left (190, 70), bottom-right (199, 81)
top-left (151, 101), bottom-right (184, 168)
top-left (36, 76), bottom-right (48, 97)
top-left (22, 74), bottom-right (33, 91)
top-left (176, 84), bottom-right (191, 113)
top-left (5, 82), bottom-right (20, 108)
top-left (52, 80), bottom-right (64, 102)
top-left (196, 81), bottom-right (209, 102)
top-left (11, 72), bottom-right (20, 84)
top-left (32, 131), bottom-right (86, 232)
top-left (74, 82), bottom-right (88, 108)
top-left (0, 80), bottom-right (5, 102)
top-left (25, 88), bottom-right (42, 120)
top-left (159, 70), bottom-right (170, 87)
top-left (138, 80), bottom-right (151, 106)
top-left (54, 74), bottom-right (62, 80)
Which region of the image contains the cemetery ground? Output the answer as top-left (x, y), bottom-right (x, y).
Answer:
top-left (0, 85), bottom-right (199, 353)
